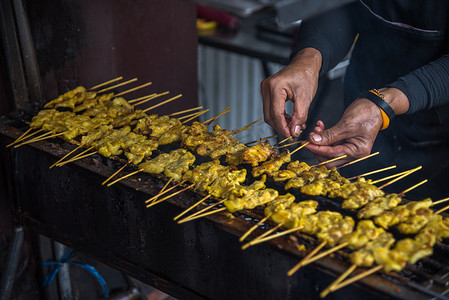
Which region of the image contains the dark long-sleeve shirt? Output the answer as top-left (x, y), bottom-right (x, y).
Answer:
top-left (291, 0), bottom-right (449, 199)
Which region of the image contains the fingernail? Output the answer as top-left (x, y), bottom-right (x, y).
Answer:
top-left (294, 125), bottom-right (301, 137)
top-left (312, 133), bottom-right (322, 142)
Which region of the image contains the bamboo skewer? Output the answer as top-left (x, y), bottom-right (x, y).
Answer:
top-left (128, 93), bottom-right (157, 104)
top-left (347, 165), bottom-right (396, 181)
top-left (230, 119), bottom-right (262, 136)
top-left (96, 78), bottom-right (138, 93)
top-left (180, 109), bottom-right (210, 124)
top-left (145, 180), bottom-right (187, 204)
top-left (114, 82), bottom-right (152, 97)
top-left (8, 128), bottom-right (44, 147)
top-left (241, 223), bottom-right (285, 250)
top-left (332, 265), bottom-right (383, 292)
top-left (320, 264), bottom-right (358, 298)
top-left (278, 136), bottom-right (293, 145)
top-left (89, 76), bottom-right (123, 90)
top-left (239, 214), bottom-right (272, 242)
top-left (178, 199), bottom-right (226, 223)
top-left (276, 140), bottom-right (305, 149)
top-left (337, 152), bottom-right (380, 169)
top-left (432, 197), bottom-right (449, 206)
top-left (377, 166), bottom-right (422, 189)
top-left (101, 163), bottom-right (129, 185)
top-left (203, 105), bottom-right (231, 125)
top-left (287, 241), bottom-right (327, 276)
top-left (56, 146), bottom-right (95, 167)
top-left (173, 195), bottom-right (211, 221)
top-left (371, 166), bottom-right (421, 185)
top-left (245, 134), bottom-right (278, 146)
top-left (142, 94), bottom-right (183, 113)
top-left (168, 106), bottom-right (203, 117)
top-left (133, 91), bottom-right (170, 106)
top-left (147, 183), bottom-right (195, 208)
top-left (177, 207), bottom-right (227, 223)
top-left (107, 169), bottom-right (144, 187)
top-left (288, 242), bottom-right (349, 274)
top-left (14, 131), bottom-right (53, 147)
top-left (436, 205), bottom-right (449, 215)
top-left (49, 145), bottom-right (83, 169)
top-left (146, 178), bottom-right (174, 205)
top-left (56, 151), bottom-right (97, 167)
top-left (311, 154), bottom-right (348, 168)
top-left (7, 128), bottom-right (32, 147)
top-left (289, 141), bottom-right (310, 155)
top-left (179, 109), bottom-right (209, 121)
top-left (242, 226), bottom-right (301, 249)
top-left (398, 179), bottom-right (428, 197)
top-left (14, 132), bottom-right (64, 147)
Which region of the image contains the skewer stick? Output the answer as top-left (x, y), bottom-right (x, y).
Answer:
top-left (287, 241), bottom-right (327, 276)
top-left (320, 264), bottom-right (358, 298)
top-left (179, 109), bottom-right (209, 121)
top-left (142, 94), bottom-right (183, 113)
top-left (168, 106), bottom-right (203, 117)
top-left (276, 140), bottom-right (305, 149)
top-left (173, 195), bottom-right (211, 221)
top-left (241, 223), bottom-right (285, 250)
top-left (398, 179), bottom-right (428, 197)
top-left (177, 207), bottom-right (227, 223)
top-left (278, 136), bottom-right (293, 145)
top-left (56, 151), bottom-right (97, 167)
top-left (147, 183), bottom-right (195, 208)
top-left (203, 105), bottom-right (231, 125)
top-left (289, 141), bottom-right (310, 155)
top-left (56, 146), bottom-right (95, 167)
top-left (245, 134), bottom-right (278, 146)
top-left (337, 152), bottom-right (380, 169)
top-left (180, 109), bottom-right (210, 124)
top-left (242, 226), bottom-right (301, 249)
top-left (347, 165), bottom-right (396, 181)
top-left (432, 197), bottom-right (449, 206)
top-left (239, 214), bottom-right (272, 242)
top-left (178, 199), bottom-right (227, 223)
top-left (14, 131), bottom-right (53, 147)
top-left (49, 144), bottom-right (83, 169)
top-left (8, 128), bottom-right (44, 147)
top-left (128, 93), bottom-right (157, 104)
top-left (371, 166), bottom-right (422, 185)
top-left (101, 163), bottom-right (129, 185)
top-left (311, 154), bottom-right (347, 168)
top-left (146, 178), bottom-right (174, 205)
top-left (96, 78), bottom-right (138, 93)
top-left (436, 204), bottom-right (449, 215)
top-left (133, 91), bottom-right (170, 106)
top-left (7, 128), bottom-right (32, 147)
top-left (377, 166), bottom-right (422, 189)
top-left (230, 119), bottom-right (262, 136)
top-left (289, 242), bottom-right (349, 273)
top-left (89, 76), bottom-right (123, 90)
top-left (114, 81), bottom-right (152, 97)
top-left (144, 180), bottom-right (187, 204)
top-left (107, 169), bottom-right (144, 187)
top-left (332, 265), bottom-right (383, 292)
top-left (14, 132), bottom-right (64, 147)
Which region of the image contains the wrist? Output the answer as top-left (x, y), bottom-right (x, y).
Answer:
top-left (291, 47), bottom-right (322, 77)
top-left (377, 87), bottom-right (410, 115)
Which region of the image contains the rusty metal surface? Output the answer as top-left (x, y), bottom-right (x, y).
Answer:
top-left (1, 120), bottom-right (445, 300)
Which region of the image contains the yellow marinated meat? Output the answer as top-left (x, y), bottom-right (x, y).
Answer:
top-left (415, 216), bottom-right (449, 246)
top-left (270, 200), bottom-right (318, 229)
top-left (339, 220), bottom-right (385, 250)
top-left (224, 175), bottom-right (266, 199)
top-left (44, 86), bottom-right (87, 108)
top-left (300, 178), bottom-right (341, 196)
top-left (183, 161), bottom-right (229, 192)
top-left (158, 125), bottom-right (188, 145)
top-left (374, 198), bottom-right (433, 229)
top-left (111, 110), bottom-right (147, 128)
top-left (396, 208), bottom-right (433, 234)
top-left (264, 193), bottom-right (296, 216)
top-left (73, 93), bottom-right (114, 113)
top-left (164, 150), bottom-right (196, 181)
top-left (252, 152), bottom-right (291, 177)
top-left (341, 181), bottom-right (384, 209)
top-left (81, 125), bottom-right (113, 146)
top-left (41, 111), bottom-right (75, 133)
top-left (284, 165), bottom-right (328, 191)
top-left (285, 176), bottom-right (307, 190)
top-left (207, 169), bottom-right (247, 198)
top-left (357, 194), bottom-right (402, 219)
top-left (93, 126), bottom-right (132, 157)
top-left (351, 231), bottom-right (395, 268)
top-left (182, 121), bottom-right (208, 148)
top-left (139, 149), bottom-right (195, 181)
top-left (125, 139), bottom-right (158, 165)
top-left (271, 170), bottom-right (297, 182)
top-left (224, 188), bottom-right (278, 213)
top-left (63, 115), bottom-right (101, 140)
top-left (29, 109), bottom-right (59, 129)
top-left (314, 212), bottom-right (354, 246)
top-left (286, 161), bottom-right (310, 175)
top-left (242, 141), bottom-right (275, 166)
top-left (196, 124), bottom-right (236, 156)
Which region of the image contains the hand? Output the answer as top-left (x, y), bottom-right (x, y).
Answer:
top-left (261, 48), bottom-right (322, 138)
top-left (305, 99), bottom-right (383, 167)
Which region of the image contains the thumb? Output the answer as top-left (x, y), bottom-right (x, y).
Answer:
top-left (310, 124), bottom-right (346, 145)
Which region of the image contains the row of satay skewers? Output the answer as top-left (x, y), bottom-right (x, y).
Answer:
top-left (7, 76), bottom-right (449, 298)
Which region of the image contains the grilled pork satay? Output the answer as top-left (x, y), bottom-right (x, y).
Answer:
top-left (182, 160), bottom-right (230, 192)
top-left (252, 151), bottom-right (291, 177)
top-left (111, 109), bottom-right (147, 128)
top-left (284, 165), bottom-right (329, 190)
top-left (134, 114), bottom-right (183, 137)
top-left (269, 200), bottom-right (318, 229)
top-left (29, 109), bottom-right (60, 129)
top-left (207, 169), bottom-right (247, 198)
top-left (357, 193), bottom-right (402, 219)
top-left (44, 86), bottom-right (94, 109)
top-left (83, 97), bottom-right (135, 120)
top-left (73, 93), bottom-right (114, 113)
top-left (349, 231), bottom-right (396, 269)
top-left (157, 124), bottom-right (189, 145)
top-left (240, 141), bottom-right (276, 166)
top-left (139, 149), bottom-right (196, 181)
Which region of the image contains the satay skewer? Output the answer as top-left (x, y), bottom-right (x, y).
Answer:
top-left (398, 179), bottom-right (428, 197)
top-left (179, 109), bottom-right (209, 121)
top-left (239, 214), bottom-right (272, 242)
top-left (203, 105), bottom-right (231, 125)
top-left (114, 81), bottom-right (152, 97)
top-left (230, 118), bottom-right (262, 136)
top-left (106, 169), bottom-right (144, 187)
top-left (146, 178), bottom-right (174, 205)
top-left (96, 78), bottom-right (138, 93)
top-left (142, 94), bottom-right (183, 113)
top-left (287, 241), bottom-right (327, 276)
top-left (7, 128), bottom-right (32, 147)
top-left (337, 152), bottom-right (380, 169)
top-left (310, 154), bottom-right (348, 167)
top-left (101, 163), bottom-right (130, 185)
top-left (432, 197), bottom-right (449, 206)
top-left (133, 91), bottom-right (170, 106)
top-left (371, 166), bottom-right (421, 185)
top-left (245, 134), bottom-right (278, 146)
top-left (14, 132), bottom-right (64, 147)
top-left (89, 76), bottom-right (123, 90)
top-left (242, 226), bottom-right (301, 249)
top-left (173, 195), bottom-right (212, 221)
top-left (128, 93), bottom-right (157, 104)
top-left (56, 147), bottom-right (95, 167)
top-left (289, 141), bottom-right (310, 155)
top-left (275, 140), bottom-right (305, 149)
top-left (168, 106), bottom-right (203, 117)
top-left (331, 265), bottom-right (383, 292)
top-left (49, 145), bottom-right (83, 169)
top-left (181, 109), bottom-right (210, 124)
top-left (177, 207), bottom-right (227, 223)
top-left (147, 183), bottom-right (195, 208)
top-left (13, 131), bottom-right (53, 147)
top-left (436, 204), bottom-right (449, 215)
top-left (320, 264), bottom-right (358, 298)
top-left (241, 222), bottom-right (285, 250)
top-left (347, 165), bottom-right (396, 181)
top-left (177, 199), bottom-right (226, 223)
top-left (378, 166), bottom-right (422, 189)
top-left (145, 180), bottom-right (187, 204)
top-left (278, 136), bottom-right (293, 145)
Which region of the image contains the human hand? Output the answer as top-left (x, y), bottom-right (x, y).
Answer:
top-left (261, 48), bottom-right (322, 138)
top-left (305, 99), bottom-right (383, 167)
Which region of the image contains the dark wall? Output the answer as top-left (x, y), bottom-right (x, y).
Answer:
top-left (26, 0), bottom-right (198, 114)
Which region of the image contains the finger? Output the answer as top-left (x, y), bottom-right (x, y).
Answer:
top-left (309, 123), bottom-right (351, 146)
top-left (261, 81), bottom-right (291, 138)
top-left (290, 96), bottom-right (309, 138)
